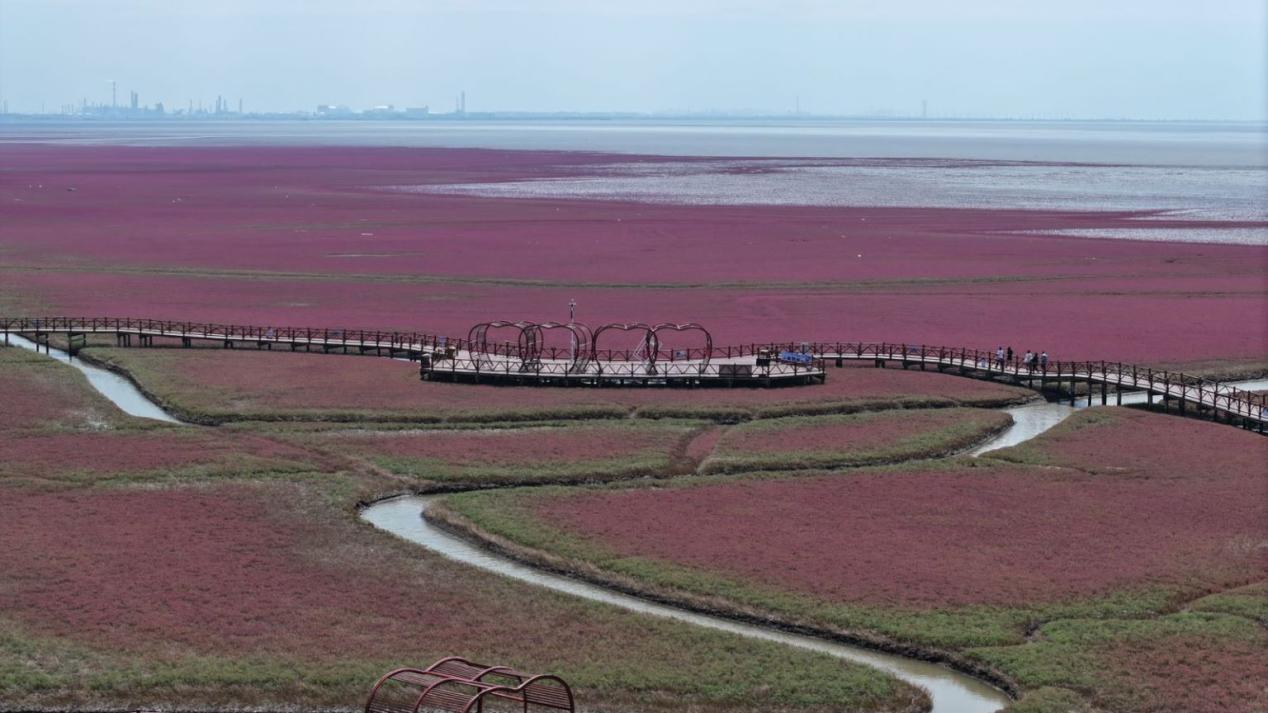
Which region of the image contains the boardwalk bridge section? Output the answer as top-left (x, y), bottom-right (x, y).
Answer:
top-left (2, 316), bottom-right (1264, 432)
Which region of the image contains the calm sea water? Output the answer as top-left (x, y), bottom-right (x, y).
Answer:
top-left (5, 119), bottom-right (1266, 243)
top-left (3, 118), bottom-right (1264, 166)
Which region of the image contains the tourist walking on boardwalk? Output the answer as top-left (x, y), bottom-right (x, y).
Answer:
top-left (1039, 351), bottom-right (1049, 370)
top-left (1006, 346), bottom-right (1013, 364)
top-left (1023, 350), bottom-right (1034, 372)
top-left (995, 346), bottom-right (1005, 369)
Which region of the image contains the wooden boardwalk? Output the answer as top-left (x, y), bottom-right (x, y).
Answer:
top-left (2, 317), bottom-right (1263, 430)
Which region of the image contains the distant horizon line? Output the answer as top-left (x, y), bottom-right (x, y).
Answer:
top-left (2, 110), bottom-right (1265, 125)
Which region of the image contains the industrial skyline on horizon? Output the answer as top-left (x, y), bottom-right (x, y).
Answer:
top-left (1, 1), bottom-right (1264, 122)
top-left (3, 85), bottom-right (1263, 124)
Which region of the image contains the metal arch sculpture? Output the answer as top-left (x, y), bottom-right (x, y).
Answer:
top-left (591, 322), bottom-right (656, 371)
top-left (425, 657), bottom-right (575, 711)
top-left (467, 320), bottom-right (594, 374)
top-left (650, 322), bottom-right (714, 367)
top-left (468, 320), bottom-right (534, 357)
top-left (365, 659), bottom-right (575, 713)
top-left (531, 321), bottom-right (594, 374)
top-left (467, 320), bottom-right (535, 368)
top-left (462, 320), bottom-right (709, 376)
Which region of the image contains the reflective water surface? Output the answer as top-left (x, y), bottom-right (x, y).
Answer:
top-left (6, 334), bottom-right (180, 422)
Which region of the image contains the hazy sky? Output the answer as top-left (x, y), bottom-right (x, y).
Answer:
top-left (1, 0), bottom-right (1264, 119)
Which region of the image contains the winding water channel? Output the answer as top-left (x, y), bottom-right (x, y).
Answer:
top-left (7, 334), bottom-right (179, 422)
top-left (364, 495), bottom-right (1011, 712)
top-left (11, 335), bottom-right (1265, 713)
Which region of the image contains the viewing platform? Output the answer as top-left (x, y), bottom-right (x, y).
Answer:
top-left (423, 320), bottom-right (826, 386)
top-left (421, 350), bottom-right (827, 387)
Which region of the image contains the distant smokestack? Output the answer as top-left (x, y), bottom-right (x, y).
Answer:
top-left (111, 80), bottom-right (117, 108)
top-left (460, 91), bottom-right (466, 114)
top-left (238, 98), bottom-right (243, 114)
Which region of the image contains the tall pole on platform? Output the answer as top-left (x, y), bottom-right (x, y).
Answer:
top-left (568, 298), bottom-right (578, 363)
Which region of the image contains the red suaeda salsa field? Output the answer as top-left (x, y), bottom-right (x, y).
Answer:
top-left (0, 482), bottom-right (918, 711)
top-left (528, 460), bottom-right (1264, 608)
top-left (985, 405), bottom-right (1268, 479)
top-left (437, 408), bottom-right (1268, 711)
top-left (297, 421), bottom-right (697, 484)
top-left (0, 430), bottom-right (324, 484)
top-left (0, 344), bottom-right (920, 712)
top-left (2, 143), bottom-right (1265, 366)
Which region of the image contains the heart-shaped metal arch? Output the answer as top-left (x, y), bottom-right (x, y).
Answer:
top-left (467, 320), bottom-right (537, 368)
top-left (591, 323), bottom-right (657, 374)
top-left (591, 323), bottom-right (655, 362)
top-left (467, 320), bottom-right (594, 373)
top-left (466, 320), bottom-right (709, 374)
top-left (650, 322), bottom-right (713, 368)
top-left (530, 321), bottom-right (594, 374)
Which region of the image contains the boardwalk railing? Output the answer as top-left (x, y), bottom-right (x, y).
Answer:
top-left (2, 317), bottom-right (1263, 427)
top-left (0, 316), bottom-right (455, 356)
top-left (808, 342), bottom-right (1267, 425)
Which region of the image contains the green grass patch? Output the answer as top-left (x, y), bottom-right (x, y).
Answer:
top-left (700, 408), bottom-right (1011, 473)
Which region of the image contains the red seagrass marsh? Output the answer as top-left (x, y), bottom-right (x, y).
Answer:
top-left (3, 3), bottom-right (1267, 712)
top-left (2, 123), bottom-right (1265, 713)
top-left (2, 143), bottom-right (1265, 367)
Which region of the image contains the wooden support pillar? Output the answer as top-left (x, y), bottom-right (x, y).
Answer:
top-left (182, 336), bottom-right (192, 348)
top-left (1179, 395), bottom-right (1186, 416)
top-left (1116, 388), bottom-right (1122, 406)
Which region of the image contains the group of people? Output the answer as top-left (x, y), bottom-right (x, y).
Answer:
top-left (994, 345), bottom-right (1049, 371)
